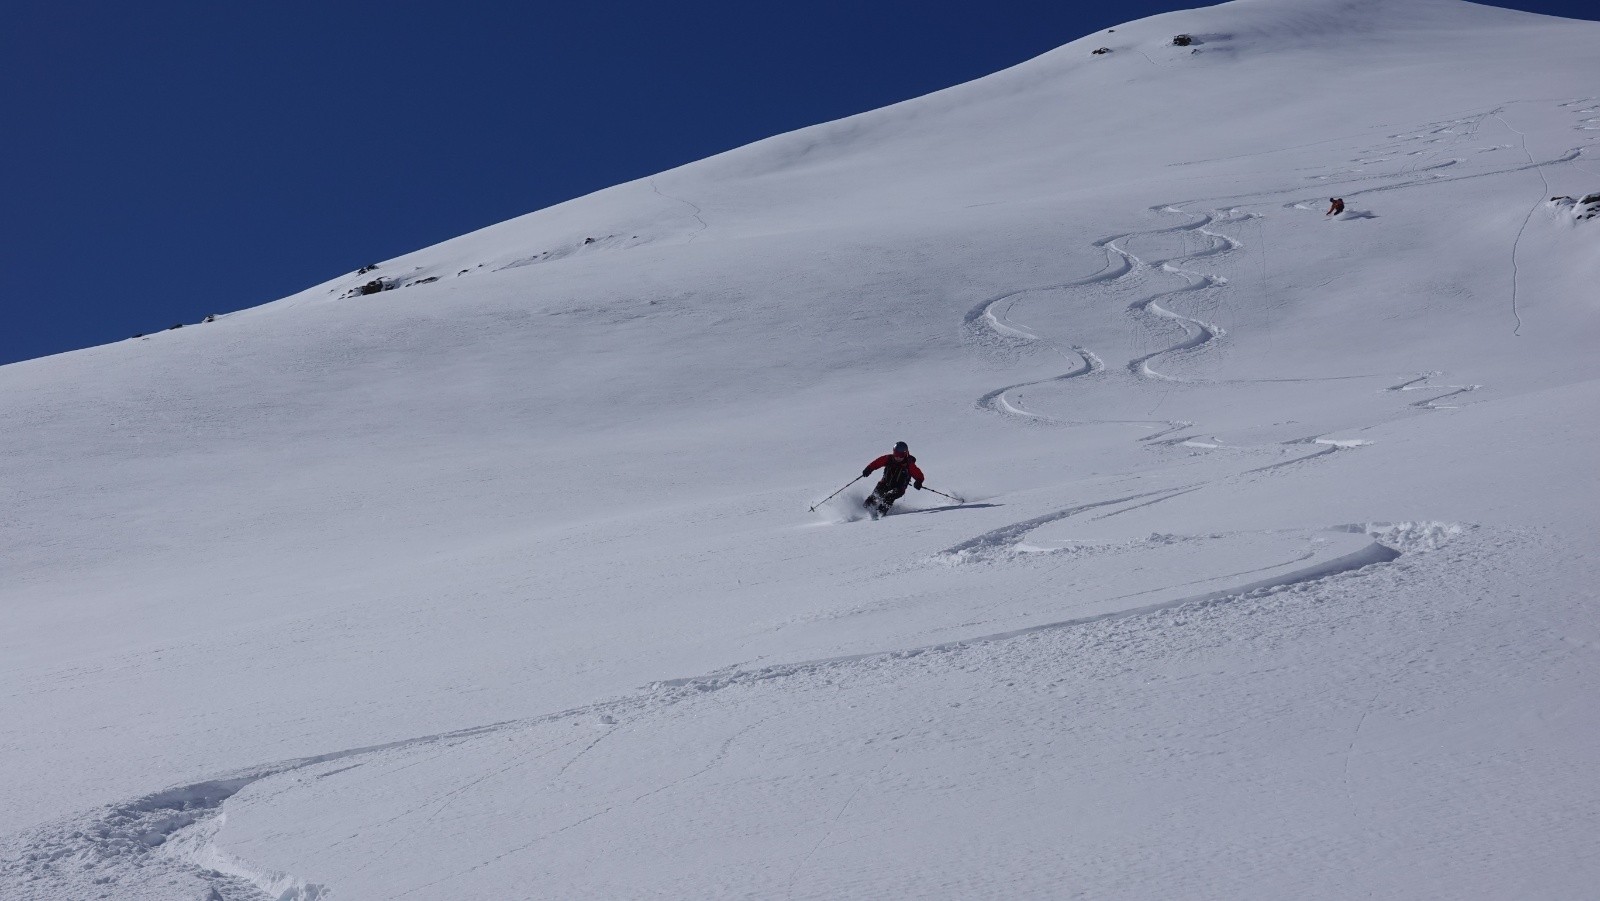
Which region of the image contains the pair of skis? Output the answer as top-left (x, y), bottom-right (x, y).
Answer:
top-left (807, 475), bottom-right (964, 513)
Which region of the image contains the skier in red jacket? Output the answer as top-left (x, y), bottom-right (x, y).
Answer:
top-left (861, 441), bottom-right (925, 517)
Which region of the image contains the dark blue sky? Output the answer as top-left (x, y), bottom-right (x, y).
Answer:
top-left (3, 0), bottom-right (1592, 365)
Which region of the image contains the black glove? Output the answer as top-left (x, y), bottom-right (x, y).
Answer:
top-left (914, 481), bottom-right (924, 490)
top-left (862, 468), bottom-right (873, 478)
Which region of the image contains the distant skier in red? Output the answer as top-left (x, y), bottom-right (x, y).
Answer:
top-left (1325, 197), bottom-right (1346, 217)
top-left (862, 441), bottom-right (925, 517)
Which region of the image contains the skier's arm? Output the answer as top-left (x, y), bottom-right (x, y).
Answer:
top-left (862, 455), bottom-right (890, 478)
top-left (909, 462), bottom-right (926, 487)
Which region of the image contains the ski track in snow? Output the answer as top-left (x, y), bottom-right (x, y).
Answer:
top-left (961, 101), bottom-right (1591, 467)
top-left (965, 198), bottom-right (1373, 449)
top-left (650, 179), bottom-right (710, 244)
top-left (965, 202), bottom-right (1276, 416)
top-left (784, 783), bottom-right (864, 900)
top-left (939, 487), bottom-right (1200, 561)
top-left (1490, 110), bottom-right (1552, 337)
top-left (1341, 686), bottom-right (1384, 818)
top-left (0, 725), bottom-right (500, 901)
top-left (961, 208), bottom-right (1218, 438)
top-left (378, 713), bottom-right (776, 901)
top-left (1112, 207), bottom-right (1237, 382)
top-left (1386, 372), bottom-right (1480, 410)
top-left (0, 516), bottom-right (1460, 900)
top-left (964, 201), bottom-right (1372, 474)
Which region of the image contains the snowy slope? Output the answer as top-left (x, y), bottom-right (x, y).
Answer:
top-left (4, 0), bottom-right (1600, 898)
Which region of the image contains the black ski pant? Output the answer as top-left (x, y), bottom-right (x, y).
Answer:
top-left (870, 478), bottom-right (909, 508)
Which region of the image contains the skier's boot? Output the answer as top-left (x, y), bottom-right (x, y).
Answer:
top-left (863, 492), bottom-right (887, 519)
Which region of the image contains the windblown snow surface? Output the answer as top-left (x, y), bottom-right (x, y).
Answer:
top-left (5, 0), bottom-right (1600, 898)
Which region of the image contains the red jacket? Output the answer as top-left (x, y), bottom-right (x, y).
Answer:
top-left (864, 454), bottom-right (924, 485)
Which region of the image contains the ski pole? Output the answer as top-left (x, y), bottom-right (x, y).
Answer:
top-left (921, 486), bottom-right (965, 503)
top-left (809, 475), bottom-right (865, 512)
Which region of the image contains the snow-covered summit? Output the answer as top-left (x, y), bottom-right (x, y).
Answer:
top-left (4, 1), bottom-right (1599, 898)
top-left (178, 0), bottom-right (1578, 311)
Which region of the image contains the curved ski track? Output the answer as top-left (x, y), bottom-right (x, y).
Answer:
top-left (967, 205), bottom-right (1240, 396)
top-left (1112, 207), bottom-right (1239, 382)
top-left (650, 179), bottom-right (710, 243)
top-left (2, 512), bottom-right (1442, 900)
top-left (964, 205), bottom-right (1243, 437)
top-left (964, 100), bottom-right (1600, 462)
